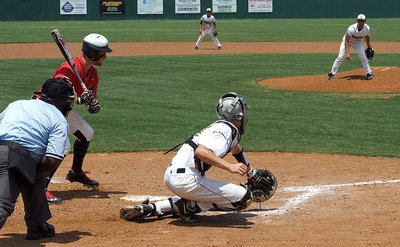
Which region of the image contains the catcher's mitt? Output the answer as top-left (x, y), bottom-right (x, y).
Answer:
top-left (213, 30), bottom-right (217, 36)
top-left (365, 46), bottom-right (374, 60)
top-left (247, 168), bottom-right (277, 203)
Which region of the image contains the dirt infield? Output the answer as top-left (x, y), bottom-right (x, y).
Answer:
top-left (1, 41), bottom-right (400, 59)
top-left (1, 42), bottom-right (400, 246)
top-left (260, 66), bottom-right (400, 93)
top-left (1, 153), bottom-right (399, 247)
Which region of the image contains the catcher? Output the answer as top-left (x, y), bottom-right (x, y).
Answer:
top-left (194, 8), bottom-right (222, 50)
top-left (328, 14), bottom-right (374, 80)
top-left (120, 92), bottom-right (277, 222)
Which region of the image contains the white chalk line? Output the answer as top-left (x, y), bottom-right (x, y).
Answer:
top-left (121, 179), bottom-right (400, 217)
top-left (50, 178), bottom-right (66, 184)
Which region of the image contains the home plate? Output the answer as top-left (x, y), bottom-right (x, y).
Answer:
top-left (121, 195), bottom-right (171, 202)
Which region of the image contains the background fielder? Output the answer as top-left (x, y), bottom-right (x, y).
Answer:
top-left (120, 92), bottom-right (277, 223)
top-left (328, 14), bottom-right (373, 80)
top-left (195, 8), bottom-right (221, 50)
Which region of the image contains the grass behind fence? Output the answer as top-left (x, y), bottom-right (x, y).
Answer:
top-left (0, 18), bottom-right (399, 43)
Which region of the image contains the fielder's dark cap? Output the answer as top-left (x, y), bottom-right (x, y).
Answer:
top-left (41, 77), bottom-right (75, 101)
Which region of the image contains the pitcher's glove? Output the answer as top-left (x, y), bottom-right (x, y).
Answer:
top-left (213, 30), bottom-right (217, 36)
top-left (365, 46), bottom-right (374, 60)
top-left (87, 97), bottom-right (101, 114)
top-left (246, 168), bottom-right (278, 203)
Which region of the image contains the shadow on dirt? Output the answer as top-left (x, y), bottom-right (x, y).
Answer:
top-left (170, 212), bottom-right (256, 228)
top-left (0, 230), bottom-right (91, 247)
top-left (339, 75), bottom-right (367, 80)
top-left (123, 212), bottom-right (256, 228)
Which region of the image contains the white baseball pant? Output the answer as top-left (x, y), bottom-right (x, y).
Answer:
top-left (195, 29), bottom-right (221, 48)
top-left (67, 109), bottom-right (94, 141)
top-left (330, 39), bottom-right (372, 75)
top-left (163, 166), bottom-right (246, 211)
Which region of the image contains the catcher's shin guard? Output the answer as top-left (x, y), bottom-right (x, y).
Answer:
top-left (232, 184), bottom-right (253, 211)
top-left (172, 199), bottom-right (200, 223)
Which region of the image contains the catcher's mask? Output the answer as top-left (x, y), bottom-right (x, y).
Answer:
top-left (40, 77), bottom-right (76, 116)
top-left (82, 33), bottom-right (113, 62)
top-left (216, 92), bottom-right (250, 134)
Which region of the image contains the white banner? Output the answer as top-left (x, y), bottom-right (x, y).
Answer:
top-left (60, 0), bottom-right (87, 15)
top-left (248, 0), bottom-right (273, 13)
top-left (212, 0), bottom-right (237, 13)
top-left (175, 0), bottom-right (200, 14)
top-left (138, 0), bottom-right (163, 14)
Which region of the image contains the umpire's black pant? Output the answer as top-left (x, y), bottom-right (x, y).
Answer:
top-left (0, 145), bottom-right (51, 230)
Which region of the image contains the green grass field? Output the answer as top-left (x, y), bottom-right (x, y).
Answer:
top-left (0, 19), bottom-right (399, 157)
top-left (1, 18), bottom-right (400, 43)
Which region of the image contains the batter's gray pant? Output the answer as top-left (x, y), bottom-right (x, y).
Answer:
top-left (0, 145), bottom-right (50, 230)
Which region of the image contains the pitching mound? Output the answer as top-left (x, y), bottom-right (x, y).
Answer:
top-left (259, 67), bottom-right (400, 93)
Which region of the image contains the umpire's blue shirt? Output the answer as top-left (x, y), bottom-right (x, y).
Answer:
top-left (0, 99), bottom-right (70, 163)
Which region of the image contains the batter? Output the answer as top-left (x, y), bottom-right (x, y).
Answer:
top-left (33, 33), bottom-right (112, 203)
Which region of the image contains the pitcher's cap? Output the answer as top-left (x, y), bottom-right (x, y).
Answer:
top-left (206, 8), bottom-right (211, 12)
top-left (357, 14), bottom-right (366, 21)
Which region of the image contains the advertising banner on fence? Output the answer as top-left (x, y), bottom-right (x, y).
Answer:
top-left (175, 0), bottom-right (200, 14)
top-left (248, 0), bottom-right (273, 13)
top-left (212, 0), bottom-right (237, 13)
top-left (138, 0), bottom-right (163, 14)
top-left (60, 0), bottom-right (87, 15)
top-left (100, 0), bottom-right (125, 15)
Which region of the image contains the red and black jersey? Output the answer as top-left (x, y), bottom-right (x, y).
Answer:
top-left (34, 56), bottom-right (99, 98)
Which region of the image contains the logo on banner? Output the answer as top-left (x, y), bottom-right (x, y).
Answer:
top-left (62, 2), bottom-right (75, 13)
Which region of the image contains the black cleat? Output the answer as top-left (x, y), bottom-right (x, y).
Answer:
top-left (26, 222), bottom-right (55, 240)
top-left (66, 169), bottom-right (99, 189)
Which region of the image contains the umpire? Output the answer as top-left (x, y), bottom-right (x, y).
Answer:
top-left (0, 77), bottom-right (75, 240)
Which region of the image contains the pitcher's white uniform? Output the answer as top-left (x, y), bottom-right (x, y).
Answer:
top-left (330, 22), bottom-right (372, 76)
top-left (195, 12), bottom-right (221, 49)
top-left (163, 120), bottom-right (246, 212)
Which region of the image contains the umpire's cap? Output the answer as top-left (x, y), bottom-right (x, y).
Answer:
top-left (41, 77), bottom-right (76, 102)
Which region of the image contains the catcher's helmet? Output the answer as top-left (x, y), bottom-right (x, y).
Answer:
top-left (216, 92), bottom-right (250, 134)
top-left (82, 33), bottom-right (112, 61)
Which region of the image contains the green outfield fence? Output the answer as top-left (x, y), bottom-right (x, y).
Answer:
top-left (1, 0), bottom-right (399, 21)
